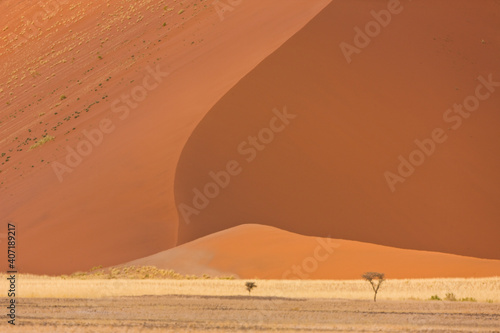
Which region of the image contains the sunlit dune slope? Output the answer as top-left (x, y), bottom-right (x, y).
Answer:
top-left (0, 0), bottom-right (330, 274)
top-left (128, 224), bottom-right (500, 279)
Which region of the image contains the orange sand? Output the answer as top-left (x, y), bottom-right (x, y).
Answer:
top-left (1, 1), bottom-right (499, 278)
top-left (175, 0), bottom-right (500, 261)
top-left (128, 224), bottom-right (500, 279)
top-left (0, 0), bottom-right (330, 274)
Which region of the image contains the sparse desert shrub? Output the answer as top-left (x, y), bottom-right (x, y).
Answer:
top-left (362, 272), bottom-right (385, 302)
top-left (70, 271), bottom-right (87, 278)
top-left (61, 265), bottom-right (236, 280)
top-left (60, 95), bottom-right (66, 100)
top-left (245, 281), bottom-right (257, 295)
top-left (460, 297), bottom-right (477, 302)
top-left (445, 293), bottom-right (457, 301)
top-left (430, 295), bottom-right (441, 301)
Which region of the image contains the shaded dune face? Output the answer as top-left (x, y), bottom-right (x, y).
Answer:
top-left (175, 0), bottom-right (500, 259)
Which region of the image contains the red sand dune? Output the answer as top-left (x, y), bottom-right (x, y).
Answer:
top-left (175, 0), bottom-right (500, 260)
top-left (127, 224), bottom-right (500, 279)
top-left (0, 0), bottom-right (330, 274)
top-left (1, 0), bottom-right (499, 278)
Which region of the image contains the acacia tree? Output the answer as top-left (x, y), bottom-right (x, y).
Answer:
top-left (362, 272), bottom-right (385, 302)
top-left (245, 281), bottom-right (257, 295)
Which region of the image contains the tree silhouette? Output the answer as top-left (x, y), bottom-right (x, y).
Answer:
top-left (245, 281), bottom-right (257, 295)
top-left (362, 272), bottom-right (385, 302)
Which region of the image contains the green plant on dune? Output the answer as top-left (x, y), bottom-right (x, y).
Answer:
top-left (29, 135), bottom-right (55, 150)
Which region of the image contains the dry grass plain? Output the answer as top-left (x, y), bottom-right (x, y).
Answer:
top-left (2, 273), bottom-right (498, 301)
top-left (0, 274), bottom-right (499, 332)
top-left (1, 295), bottom-right (499, 332)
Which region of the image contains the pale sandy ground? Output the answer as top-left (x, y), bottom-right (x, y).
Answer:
top-left (1, 296), bottom-right (499, 332)
top-left (2, 277), bottom-right (498, 331)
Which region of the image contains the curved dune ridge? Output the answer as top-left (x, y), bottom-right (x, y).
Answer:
top-left (174, 0), bottom-right (500, 260)
top-left (0, 0), bottom-right (330, 274)
top-left (126, 224), bottom-right (500, 279)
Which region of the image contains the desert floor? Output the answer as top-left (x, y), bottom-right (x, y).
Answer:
top-left (1, 277), bottom-right (499, 332)
top-left (2, 295), bottom-right (499, 333)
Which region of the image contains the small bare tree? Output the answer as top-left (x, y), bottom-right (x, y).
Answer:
top-left (362, 272), bottom-right (385, 302)
top-left (245, 281), bottom-right (257, 295)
